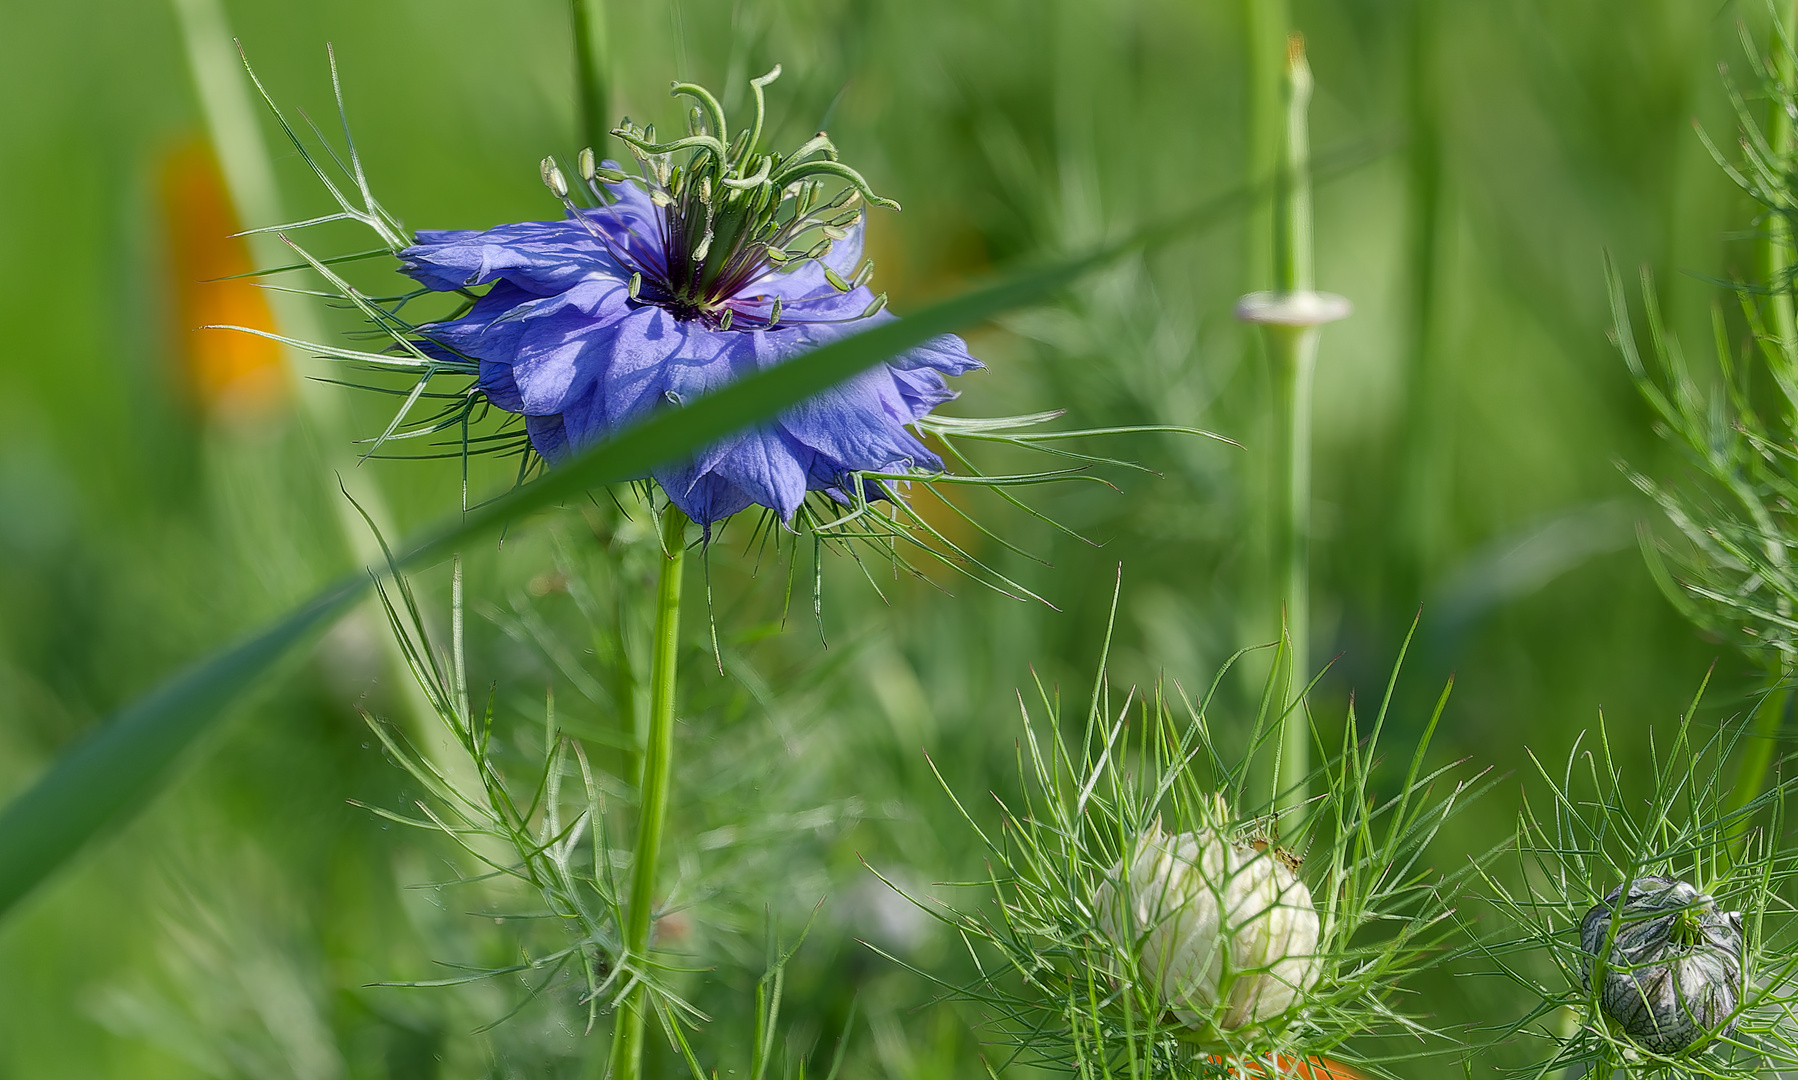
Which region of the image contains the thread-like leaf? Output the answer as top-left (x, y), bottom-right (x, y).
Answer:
top-left (0, 150), bottom-right (1371, 921)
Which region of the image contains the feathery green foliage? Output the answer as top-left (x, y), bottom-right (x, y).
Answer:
top-left (875, 598), bottom-right (1487, 1079)
top-left (1474, 681), bottom-right (1798, 1079)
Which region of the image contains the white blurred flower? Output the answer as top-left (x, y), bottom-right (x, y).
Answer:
top-left (1096, 802), bottom-right (1321, 1034)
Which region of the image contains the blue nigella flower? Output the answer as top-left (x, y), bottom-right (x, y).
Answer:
top-left (398, 68), bottom-right (981, 527)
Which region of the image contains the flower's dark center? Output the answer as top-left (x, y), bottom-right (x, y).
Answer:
top-left (543, 66), bottom-right (894, 333)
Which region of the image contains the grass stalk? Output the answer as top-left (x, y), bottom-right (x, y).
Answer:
top-left (1397, 0), bottom-right (1446, 584)
top-left (1737, 0), bottom-right (1798, 819)
top-left (571, 0), bottom-right (612, 159)
top-left (1264, 36), bottom-right (1321, 812)
top-left (1729, 686), bottom-right (1791, 848)
top-left (609, 504), bottom-right (689, 1080)
top-left (1244, 0), bottom-right (1292, 290)
top-left (1764, 0), bottom-right (1797, 375)
top-left (166, 0), bottom-right (475, 785)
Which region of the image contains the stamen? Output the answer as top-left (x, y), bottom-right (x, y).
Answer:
top-left (579, 68), bottom-right (901, 331)
top-left (540, 157), bottom-right (569, 199)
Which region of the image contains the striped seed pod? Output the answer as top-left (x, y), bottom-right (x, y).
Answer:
top-left (1580, 876), bottom-right (1745, 1055)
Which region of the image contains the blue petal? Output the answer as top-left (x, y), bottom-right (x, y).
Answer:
top-left (402, 220), bottom-right (625, 296)
top-left (651, 463), bottom-right (756, 525)
top-left (403, 187), bottom-right (987, 526)
top-left (525, 413), bottom-right (572, 462)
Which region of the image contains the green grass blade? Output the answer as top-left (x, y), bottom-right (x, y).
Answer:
top-left (0, 149), bottom-right (1378, 921)
top-left (0, 579), bottom-right (364, 915)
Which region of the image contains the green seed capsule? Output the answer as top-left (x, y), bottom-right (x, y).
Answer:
top-left (1581, 877), bottom-right (1745, 1055)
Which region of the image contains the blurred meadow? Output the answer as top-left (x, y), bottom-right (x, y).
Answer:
top-left (0, 0), bottom-right (1787, 1076)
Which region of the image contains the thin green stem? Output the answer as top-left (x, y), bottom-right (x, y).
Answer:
top-left (168, 0), bottom-right (482, 795)
top-left (1765, 0), bottom-right (1797, 377)
top-left (1397, 0), bottom-right (1446, 584)
top-left (1266, 35), bottom-right (1317, 814)
top-left (571, 0), bottom-right (611, 158)
top-left (1742, 3), bottom-right (1798, 832)
top-left (1244, 0), bottom-right (1291, 290)
top-left (1730, 686), bottom-right (1790, 854)
top-left (1269, 323), bottom-right (1316, 813)
top-left (1272, 34), bottom-right (1312, 297)
top-left (609, 504), bottom-right (688, 1080)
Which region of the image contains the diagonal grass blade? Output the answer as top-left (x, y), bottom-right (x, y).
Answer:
top-left (0, 147), bottom-right (1377, 922)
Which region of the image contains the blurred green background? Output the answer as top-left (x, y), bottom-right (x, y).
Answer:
top-left (0, 0), bottom-right (1781, 1076)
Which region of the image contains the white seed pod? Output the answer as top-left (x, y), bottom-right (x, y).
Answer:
top-left (1580, 876), bottom-right (1745, 1055)
top-left (1096, 808), bottom-right (1321, 1035)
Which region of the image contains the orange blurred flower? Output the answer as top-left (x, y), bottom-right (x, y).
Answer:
top-left (1211, 1055), bottom-right (1367, 1080)
top-left (160, 138), bottom-right (286, 422)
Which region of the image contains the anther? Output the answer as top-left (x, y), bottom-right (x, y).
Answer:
top-left (540, 157), bottom-right (569, 199)
top-left (768, 297), bottom-right (782, 326)
top-left (628, 272), bottom-right (642, 299)
top-left (577, 147), bottom-right (597, 182)
top-left (719, 308), bottom-right (734, 330)
top-left (860, 292), bottom-right (888, 319)
top-left (823, 266), bottom-right (851, 292)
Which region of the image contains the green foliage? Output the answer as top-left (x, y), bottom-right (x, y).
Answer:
top-left (0, 1), bottom-right (1782, 1077)
top-left (882, 606), bottom-right (1486, 1079)
top-left (1474, 683), bottom-right (1798, 1079)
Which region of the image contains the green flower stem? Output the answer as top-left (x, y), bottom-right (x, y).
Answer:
top-left (609, 504), bottom-right (689, 1080)
top-left (1737, 2), bottom-right (1798, 829)
top-left (1268, 321), bottom-right (1316, 812)
top-left (1397, 0), bottom-right (1445, 584)
top-left (570, 0), bottom-right (611, 158)
top-left (168, 0), bottom-right (477, 791)
top-left (1268, 36), bottom-right (1318, 813)
top-left (1766, 0), bottom-right (1797, 376)
top-left (1729, 685), bottom-right (1790, 850)
top-left (1244, 0), bottom-right (1292, 290)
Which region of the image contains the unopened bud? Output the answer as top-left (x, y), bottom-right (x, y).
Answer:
top-left (1581, 877), bottom-right (1745, 1054)
top-left (1095, 804), bottom-right (1320, 1035)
